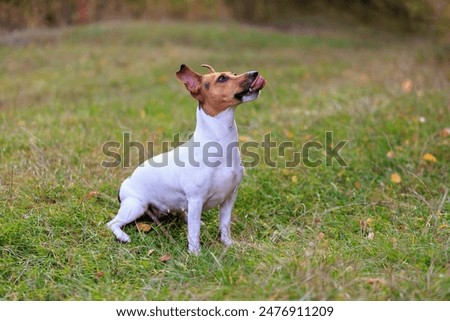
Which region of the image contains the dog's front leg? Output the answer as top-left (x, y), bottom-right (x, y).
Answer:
top-left (219, 188), bottom-right (238, 247)
top-left (187, 198), bottom-right (203, 254)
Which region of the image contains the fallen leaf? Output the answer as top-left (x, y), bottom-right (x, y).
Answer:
top-left (366, 217), bottom-right (374, 226)
top-left (386, 150), bottom-right (395, 159)
top-left (354, 181), bottom-right (361, 189)
top-left (423, 153), bottom-right (437, 163)
top-left (316, 232), bottom-right (325, 240)
top-left (159, 254), bottom-right (171, 262)
top-left (390, 173), bottom-right (401, 183)
top-left (147, 249), bottom-right (156, 256)
top-left (291, 175), bottom-right (298, 183)
top-left (418, 116), bottom-right (426, 123)
top-left (401, 79), bottom-right (413, 93)
top-left (367, 232), bottom-right (375, 240)
top-left (439, 128), bottom-right (450, 137)
top-left (283, 129), bottom-right (293, 139)
top-left (96, 271), bottom-right (104, 278)
top-left (366, 277), bottom-right (386, 285)
top-left (86, 191), bottom-right (100, 199)
top-left (136, 222), bottom-right (152, 232)
top-left (239, 135), bottom-right (252, 142)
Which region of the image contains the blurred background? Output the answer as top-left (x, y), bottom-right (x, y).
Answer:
top-left (1, 0), bottom-right (449, 301)
top-left (1, 0), bottom-right (449, 42)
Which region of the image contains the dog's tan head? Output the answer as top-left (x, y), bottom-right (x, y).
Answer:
top-left (176, 64), bottom-right (266, 116)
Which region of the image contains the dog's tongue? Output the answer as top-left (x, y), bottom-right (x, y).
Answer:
top-left (251, 75), bottom-right (266, 91)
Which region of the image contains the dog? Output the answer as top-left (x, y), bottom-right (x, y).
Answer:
top-left (107, 64), bottom-right (266, 253)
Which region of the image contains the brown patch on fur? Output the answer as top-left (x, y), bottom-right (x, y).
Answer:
top-left (176, 64), bottom-right (251, 116)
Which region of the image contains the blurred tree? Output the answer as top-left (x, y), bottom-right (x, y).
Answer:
top-left (76, 0), bottom-right (89, 24)
top-left (0, 0), bottom-right (447, 39)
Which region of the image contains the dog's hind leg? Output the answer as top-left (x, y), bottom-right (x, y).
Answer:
top-left (107, 197), bottom-right (146, 243)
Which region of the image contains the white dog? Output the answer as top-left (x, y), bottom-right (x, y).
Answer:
top-left (107, 64), bottom-right (266, 253)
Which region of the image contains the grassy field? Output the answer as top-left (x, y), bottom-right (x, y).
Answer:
top-left (0, 20), bottom-right (449, 300)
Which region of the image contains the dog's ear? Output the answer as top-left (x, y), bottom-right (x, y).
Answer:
top-left (176, 64), bottom-right (203, 102)
top-left (201, 64), bottom-right (216, 73)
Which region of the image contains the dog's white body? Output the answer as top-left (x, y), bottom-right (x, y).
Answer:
top-left (111, 107), bottom-right (242, 252)
top-left (107, 64), bottom-right (265, 253)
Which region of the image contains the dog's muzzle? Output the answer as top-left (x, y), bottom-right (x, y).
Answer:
top-left (234, 71), bottom-right (266, 101)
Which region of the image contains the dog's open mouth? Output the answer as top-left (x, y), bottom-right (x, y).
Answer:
top-left (235, 74), bottom-right (266, 101)
top-left (249, 74), bottom-right (266, 93)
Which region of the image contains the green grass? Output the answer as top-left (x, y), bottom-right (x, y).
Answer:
top-left (0, 20), bottom-right (449, 300)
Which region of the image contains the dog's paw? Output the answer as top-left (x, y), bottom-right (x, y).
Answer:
top-left (116, 232), bottom-right (131, 243)
top-left (188, 244), bottom-right (201, 255)
top-left (107, 222), bottom-right (131, 243)
top-left (220, 236), bottom-right (233, 247)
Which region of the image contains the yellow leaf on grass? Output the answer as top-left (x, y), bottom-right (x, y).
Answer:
top-left (85, 191), bottom-right (100, 199)
top-left (283, 129), bottom-right (293, 139)
top-left (423, 153), bottom-right (437, 163)
top-left (386, 150), bottom-right (395, 159)
top-left (390, 173), bottom-right (401, 183)
top-left (439, 128), bottom-right (450, 137)
top-left (136, 222), bottom-right (152, 232)
top-left (401, 79), bottom-right (413, 93)
top-left (239, 135), bottom-right (252, 142)
top-left (291, 175), bottom-right (298, 183)
top-left (159, 254), bottom-right (171, 262)
top-left (366, 277), bottom-right (386, 285)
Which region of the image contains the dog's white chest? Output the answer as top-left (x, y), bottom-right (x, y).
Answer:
top-left (191, 107), bottom-right (243, 209)
top-left (203, 164), bottom-right (243, 210)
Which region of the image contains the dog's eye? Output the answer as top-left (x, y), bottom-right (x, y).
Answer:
top-left (217, 75), bottom-right (228, 83)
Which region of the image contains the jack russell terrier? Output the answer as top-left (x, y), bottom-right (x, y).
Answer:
top-left (107, 64), bottom-right (266, 253)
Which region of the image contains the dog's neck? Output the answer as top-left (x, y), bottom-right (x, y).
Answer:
top-left (193, 105), bottom-right (238, 144)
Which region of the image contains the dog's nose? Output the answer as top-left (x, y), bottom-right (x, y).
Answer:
top-left (247, 71), bottom-right (259, 79)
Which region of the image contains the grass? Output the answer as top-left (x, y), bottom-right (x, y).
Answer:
top-left (0, 20), bottom-right (449, 300)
